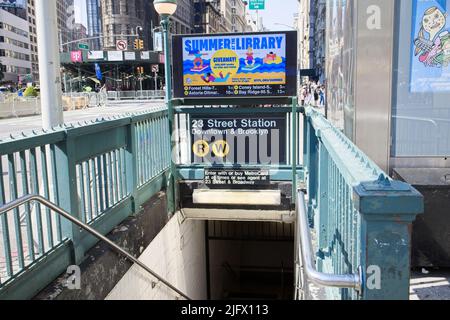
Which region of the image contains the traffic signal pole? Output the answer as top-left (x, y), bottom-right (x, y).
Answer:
top-left (36, 0), bottom-right (63, 130)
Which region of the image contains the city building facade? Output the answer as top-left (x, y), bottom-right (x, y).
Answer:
top-left (27, 0), bottom-right (74, 82)
top-left (312, 0), bottom-right (325, 82)
top-left (297, 0), bottom-right (326, 81)
top-left (100, 0), bottom-right (147, 50)
top-left (57, 0), bottom-right (75, 50)
top-left (245, 11), bottom-right (258, 32)
top-left (230, 0), bottom-right (247, 33)
top-left (220, 0), bottom-right (232, 32)
top-left (73, 23), bottom-right (87, 44)
top-left (0, 7), bottom-right (32, 84)
top-left (194, 0), bottom-right (224, 34)
top-left (171, 0), bottom-right (195, 34)
top-left (297, 0), bottom-right (314, 72)
top-left (86, 0), bottom-right (102, 50)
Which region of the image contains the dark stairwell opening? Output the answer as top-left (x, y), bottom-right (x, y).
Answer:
top-left (205, 220), bottom-right (295, 300)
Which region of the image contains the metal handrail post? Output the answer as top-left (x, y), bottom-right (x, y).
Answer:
top-left (297, 191), bottom-right (362, 293)
top-left (0, 194), bottom-right (191, 300)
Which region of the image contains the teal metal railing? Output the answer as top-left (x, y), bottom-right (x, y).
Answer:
top-left (301, 107), bottom-right (423, 300)
top-left (0, 108), bottom-right (170, 299)
top-left (0, 195), bottom-right (190, 300)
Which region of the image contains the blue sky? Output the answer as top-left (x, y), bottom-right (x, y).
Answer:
top-left (74, 0), bottom-right (299, 31)
top-left (249, 0), bottom-right (298, 31)
top-left (74, 0), bottom-right (87, 25)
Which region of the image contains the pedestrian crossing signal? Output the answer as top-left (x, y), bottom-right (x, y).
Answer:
top-left (137, 67), bottom-right (144, 74)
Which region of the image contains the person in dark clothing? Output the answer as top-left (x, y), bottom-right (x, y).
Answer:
top-left (314, 90), bottom-right (319, 106)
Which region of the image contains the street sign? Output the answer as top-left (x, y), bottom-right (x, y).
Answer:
top-left (107, 51), bottom-right (123, 61)
top-left (154, 32), bottom-right (163, 52)
top-left (78, 43), bottom-right (89, 50)
top-left (249, 0), bottom-right (265, 10)
top-left (190, 114), bottom-right (287, 165)
top-left (151, 64), bottom-right (159, 73)
top-left (116, 40), bottom-right (128, 51)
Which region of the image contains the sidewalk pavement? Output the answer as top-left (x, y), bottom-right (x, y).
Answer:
top-left (410, 268), bottom-right (450, 300)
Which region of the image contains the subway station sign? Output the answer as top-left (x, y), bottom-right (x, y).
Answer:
top-left (190, 114), bottom-right (287, 165)
top-left (172, 31), bottom-right (297, 98)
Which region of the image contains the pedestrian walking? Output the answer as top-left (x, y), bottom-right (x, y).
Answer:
top-left (314, 89), bottom-right (319, 107)
top-left (319, 88), bottom-right (325, 107)
top-left (300, 86), bottom-right (307, 106)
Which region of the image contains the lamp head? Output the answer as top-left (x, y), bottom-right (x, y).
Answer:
top-left (154, 0), bottom-right (178, 17)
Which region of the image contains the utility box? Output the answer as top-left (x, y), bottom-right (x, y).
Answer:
top-left (393, 168), bottom-right (450, 268)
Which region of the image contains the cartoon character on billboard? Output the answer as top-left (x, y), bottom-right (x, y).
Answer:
top-left (201, 72), bottom-right (231, 83)
top-left (189, 50), bottom-right (209, 72)
top-left (245, 47), bottom-right (256, 66)
top-left (263, 52), bottom-right (283, 64)
top-left (414, 6), bottom-right (450, 67)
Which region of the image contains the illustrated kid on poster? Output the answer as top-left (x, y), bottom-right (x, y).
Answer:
top-left (411, 0), bottom-right (450, 92)
top-left (182, 34), bottom-right (287, 87)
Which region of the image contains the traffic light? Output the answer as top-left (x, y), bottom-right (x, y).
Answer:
top-left (134, 39), bottom-right (145, 50)
top-left (137, 66), bottom-right (144, 74)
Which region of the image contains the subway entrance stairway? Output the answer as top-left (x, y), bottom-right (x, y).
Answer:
top-left (0, 101), bottom-right (423, 300)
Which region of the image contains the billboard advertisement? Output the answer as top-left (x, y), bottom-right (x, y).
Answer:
top-left (0, 0), bottom-right (26, 8)
top-left (172, 31), bottom-right (297, 98)
top-left (411, 0), bottom-right (450, 92)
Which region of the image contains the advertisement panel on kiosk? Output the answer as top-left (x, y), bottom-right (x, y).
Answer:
top-left (172, 31), bottom-right (298, 98)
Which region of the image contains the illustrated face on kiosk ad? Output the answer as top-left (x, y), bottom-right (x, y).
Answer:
top-left (172, 32), bottom-right (297, 179)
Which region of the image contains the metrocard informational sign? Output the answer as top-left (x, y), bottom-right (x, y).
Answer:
top-left (190, 114), bottom-right (287, 165)
top-left (172, 31), bottom-right (297, 98)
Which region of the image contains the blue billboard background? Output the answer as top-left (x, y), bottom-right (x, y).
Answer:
top-left (411, 0), bottom-right (450, 92)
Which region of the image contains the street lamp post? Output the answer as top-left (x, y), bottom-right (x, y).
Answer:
top-left (36, 0), bottom-right (63, 130)
top-left (136, 26), bottom-right (144, 37)
top-left (154, 0), bottom-right (178, 215)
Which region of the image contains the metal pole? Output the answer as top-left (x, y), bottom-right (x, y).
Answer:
top-left (292, 97), bottom-right (298, 204)
top-left (78, 67), bottom-right (82, 92)
top-left (256, 10), bottom-right (259, 31)
top-left (161, 16), bottom-right (176, 214)
top-left (297, 192), bottom-right (362, 292)
top-left (59, 30), bottom-right (63, 53)
top-left (63, 72), bottom-right (67, 93)
top-left (154, 72), bottom-right (158, 91)
top-left (36, 0), bottom-right (63, 130)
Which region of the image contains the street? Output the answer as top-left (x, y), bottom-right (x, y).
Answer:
top-left (0, 100), bottom-right (165, 284)
top-left (0, 101), bottom-right (166, 140)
